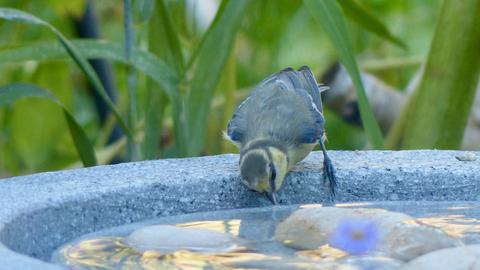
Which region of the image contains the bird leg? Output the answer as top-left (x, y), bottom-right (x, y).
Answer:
top-left (319, 139), bottom-right (337, 197)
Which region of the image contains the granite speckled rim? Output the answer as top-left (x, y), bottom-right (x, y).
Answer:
top-left (0, 150), bottom-right (479, 269)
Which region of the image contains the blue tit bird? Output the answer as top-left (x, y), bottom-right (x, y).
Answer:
top-left (225, 66), bottom-right (337, 204)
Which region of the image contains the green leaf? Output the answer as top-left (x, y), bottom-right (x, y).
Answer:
top-left (62, 111), bottom-right (98, 167)
top-left (0, 83), bottom-right (97, 167)
top-left (0, 84), bottom-right (54, 106)
top-left (0, 40), bottom-right (179, 100)
top-left (133, 0), bottom-right (155, 24)
top-left (0, 7), bottom-right (130, 136)
top-left (185, 0), bottom-right (250, 156)
top-left (143, 0), bottom-right (185, 159)
top-left (219, 46), bottom-right (237, 154)
top-left (338, 0), bottom-right (406, 49)
top-left (303, 0), bottom-right (384, 149)
top-left (401, 0), bottom-right (480, 149)
top-left (143, 87), bottom-right (168, 159)
top-left (152, 0), bottom-right (185, 75)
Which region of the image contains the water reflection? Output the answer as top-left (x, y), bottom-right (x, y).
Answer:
top-left (57, 232), bottom-right (278, 269)
top-left (447, 206), bottom-right (473, 210)
top-left (53, 202), bottom-right (480, 270)
top-left (334, 202), bottom-right (373, 208)
top-left (417, 215), bottom-right (480, 238)
top-left (299, 204), bottom-right (323, 209)
top-left (296, 244), bottom-right (347, 261)
top-left (56, 219), bottom-right (287, 270)
top-left (178, 219), bottom-right (242, 236)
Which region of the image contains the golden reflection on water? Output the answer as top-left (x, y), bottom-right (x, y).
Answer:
top-left (177, 219), bottom-right (241, 236)
top-left (296, 244), bottom-right (347, 262)
top-left (56, 209), bottom-right (480, 269)
top-left (57, 219), bottom-right (285, 270)
top-left (59, 236), bottom-right (280, 270)
top-left (416, 215), bottom-right (480, 238)
top-left (140, 249), bottom-right (276, 270)
top-left (60, 237), bottom-right (292, 270)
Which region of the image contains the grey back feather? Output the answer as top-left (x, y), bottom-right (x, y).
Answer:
top-left (227, 66), bottom-right (326, 146)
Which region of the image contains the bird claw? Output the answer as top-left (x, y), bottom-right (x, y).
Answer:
top-left (323, 156), bottom-right (337, 198)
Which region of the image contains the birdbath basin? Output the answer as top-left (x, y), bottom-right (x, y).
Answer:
top-left (0, 150), bottom-right (479, 269)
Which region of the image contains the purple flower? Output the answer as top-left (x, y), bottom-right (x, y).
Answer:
top-left (329, 218), bottom-right (380, 255)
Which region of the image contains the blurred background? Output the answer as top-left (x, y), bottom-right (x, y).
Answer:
top-left (0, 0), bottom-right (479, 178)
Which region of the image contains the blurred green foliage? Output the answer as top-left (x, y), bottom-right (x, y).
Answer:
top-left (387, 0), bottom-right (480, 150)
top-left (0, 0), bottom-right (459, 178)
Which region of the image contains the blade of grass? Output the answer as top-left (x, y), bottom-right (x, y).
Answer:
top-left (0, 107), bottom-right (21, 175)
top-left (220, 44), bottom-right (237, 153)
top-left (66, 136), bottom-right (127, 169)
top-left (337, 0), bottom-right (406, 49)
top-left (0, 39), bottom-right (182, 154)
top-left (303, 0), bottom-right (384, 149)
top-left (133, 0), bottom-right (154, 24)
top-left (153, 0), bottom-right (185, 75)
top-left (143, 0), bottom-right (185, 159)
top-left (0, 83), bottom-right (97, 167)
top-left (185, 0), bottom-right (250, 156)
top-left (0, 40), bottom-right (179, 101)
top-left (144, 88), bottom-right (168, 158)
top-left (0, 8), bottom-right (130, 136)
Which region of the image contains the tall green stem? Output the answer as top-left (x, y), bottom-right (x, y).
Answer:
top-left (401, 0), bottom-right (480, 149)
top-left (124, 0), bottom-right (140, 160)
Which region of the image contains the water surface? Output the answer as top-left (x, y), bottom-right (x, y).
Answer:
top-left (52, 201), bottom-right (480, 269)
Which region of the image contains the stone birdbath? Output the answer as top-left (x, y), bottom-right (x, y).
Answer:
top-left (0, 150), bottom-right (479, 269)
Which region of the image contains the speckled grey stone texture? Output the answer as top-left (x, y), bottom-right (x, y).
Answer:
top-left (0, 150), bottom-right (479, 269)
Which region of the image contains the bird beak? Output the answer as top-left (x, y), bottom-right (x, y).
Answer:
top-left (268, 164), bottom-right (278, 205)
top-left (267, 189), bottom-right (278, 205)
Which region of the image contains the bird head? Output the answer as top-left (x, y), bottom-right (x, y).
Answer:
top-left (239, 146), bottom-right (288, 204)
